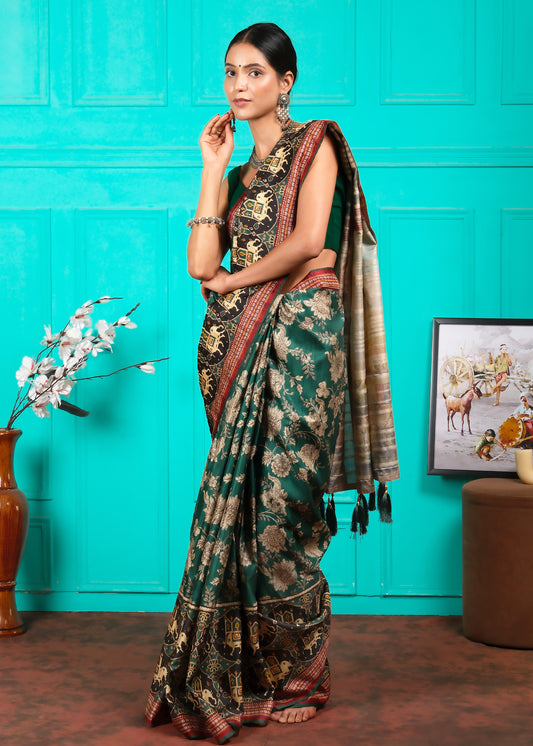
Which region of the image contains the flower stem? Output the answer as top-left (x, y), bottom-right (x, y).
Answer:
top-left (74, 357), bottom-right (169, 382)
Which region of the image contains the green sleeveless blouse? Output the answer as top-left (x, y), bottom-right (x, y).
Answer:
top-left (226, 165), bottom-right (346, 253)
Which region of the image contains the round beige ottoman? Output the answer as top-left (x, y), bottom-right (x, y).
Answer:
top-left (462, 478), bottom-right (533, 648)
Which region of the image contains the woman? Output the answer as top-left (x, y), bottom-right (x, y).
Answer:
top-left (145, 23), bottom-right (399, 743)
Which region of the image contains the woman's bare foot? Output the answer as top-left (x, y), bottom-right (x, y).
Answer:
top-left (270, 706), bottom-right (316, 723)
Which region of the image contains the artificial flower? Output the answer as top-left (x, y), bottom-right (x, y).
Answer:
top-left (96, 320), bottom-right (116, 347)
top-left (54, 379), bottom-right (74, 397)
top-left (138, 363), bottom-right (155, 374)
top-left (89, 342), bottom-right (106, 357)
top-left (47, 378), bottom-right (74, 407)
top-left (117, 316), bottom-right (137, 329)
top-left (74, 339), bottom-right (95, 361)
top-left (31, 397), bottom-right (51, 418)
top-left (28, 374), bottom-right (50, 401)
top-left (16, 357), bottom-right (36, 387)
top-left (64, 356), bottom-right (80, 372)
top-left (41, 325), bottom-right (60, 346)
top-left (38, 357), bottom-right (56, 374)
top-left (70, 305), bottom-right (93, 329)
top-left (59, 326), bottom-right (83, 361)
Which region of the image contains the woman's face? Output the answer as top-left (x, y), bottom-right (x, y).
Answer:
top-left (224, 42), bottom-right (292, 123)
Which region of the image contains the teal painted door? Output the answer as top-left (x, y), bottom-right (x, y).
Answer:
top-left (1, 0), bottom-right (531, 613)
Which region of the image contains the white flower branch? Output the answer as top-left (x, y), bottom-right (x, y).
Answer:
top-left (74, 358), bottom-right (168, 382)
top-left (7, 297), bottom-right (168, 429)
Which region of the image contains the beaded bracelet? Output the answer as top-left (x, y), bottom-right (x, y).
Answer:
top-left (186, 216), bottom-right (225, 228)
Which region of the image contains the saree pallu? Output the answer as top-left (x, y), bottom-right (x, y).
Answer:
top-left (145, 270), bottom-right (347, 742)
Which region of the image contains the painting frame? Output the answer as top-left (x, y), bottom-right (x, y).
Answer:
top-left (428, 317), bottom-right (533, 477)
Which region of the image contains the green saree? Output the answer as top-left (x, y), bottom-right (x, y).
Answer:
top-left (145, 121), bottom-right (399, 742)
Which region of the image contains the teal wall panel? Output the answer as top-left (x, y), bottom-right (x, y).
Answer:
top-left (17, 517), bottom-right (52, 591)
top-left (501, 0), bottom-right (533, 104)
top-left (71, 208), bottom-right (170, 593)
top-left (0, 0), bottom-right (530, 614)
top-left (0, 210), bottom-right (52, 503)
top-left (381, 0), bottom-right (476, 104)
top-left (380, 206), bottom-right (474, 599)
top-left (501, 210), bottom-right (533, 317)
top-left (0, 0), bottom-right (49, 105)
top-left (72, 0), bottom-right (168, 105)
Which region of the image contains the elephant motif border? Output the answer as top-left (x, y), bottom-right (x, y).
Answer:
top-left (428, 317), bottom-right (533, 477)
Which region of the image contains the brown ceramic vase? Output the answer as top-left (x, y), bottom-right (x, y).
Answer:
top-left (0, 428), bottom-right (29, 636)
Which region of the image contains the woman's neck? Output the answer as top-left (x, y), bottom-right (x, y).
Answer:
top-left (248, 115), bottom-right (283, 160)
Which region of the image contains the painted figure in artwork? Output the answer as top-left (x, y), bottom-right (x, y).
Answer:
top-left (492, 343), bottom-right (512, 406)
top-left (512, 392), bottom-right (533, 448)
top-left (474, 428), bottom-right (505, 460)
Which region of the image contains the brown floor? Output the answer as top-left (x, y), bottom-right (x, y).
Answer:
top-left (1, 613), bottom-right (532, 746)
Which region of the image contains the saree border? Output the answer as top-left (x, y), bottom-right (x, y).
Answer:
top-left (285, 267), bottom-right (340, 294)
top-left (275, 120), bottom-right (326, 242)
top-left (210, 277), bottom-right (284, 433)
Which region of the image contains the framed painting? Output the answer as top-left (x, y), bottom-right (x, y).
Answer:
top-left (428, 318), bottom-right (533, 477)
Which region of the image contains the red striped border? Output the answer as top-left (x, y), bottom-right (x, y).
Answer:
top-left (276, 121), bottom-right (327, 244)
top-left (210, 278), bottom-right (283, 432)
top-left (286, 267), bottom-right (340, 293)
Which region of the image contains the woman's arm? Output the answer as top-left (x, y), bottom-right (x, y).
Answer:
top-left (202, 134), bottom-right (338, 294)
top-left (187, 173), bottom-right (229, 280)
top-left (187, 111), bottom-right (233, 281)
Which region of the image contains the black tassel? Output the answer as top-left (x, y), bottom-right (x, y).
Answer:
top-left (351, 503), bottom-right (358, 534)
top-left (325, 495), bottom-right (338, 536)
top-left (319, 497), bottom-right (326, 521)
top-left (356, 493), bottom-right (369, 535)
top-left (377, 482), bottom-right (385, 513)
top-left (377, 482), bottom-right (392, 524)
top-left (368, 490), bottom-right (376, 511)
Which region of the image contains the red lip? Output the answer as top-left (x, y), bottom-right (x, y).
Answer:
top-left (233, 99), bottom-right (250, 105)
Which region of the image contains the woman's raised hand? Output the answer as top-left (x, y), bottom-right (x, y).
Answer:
top-left (199, 110), bottom-right (234, 170)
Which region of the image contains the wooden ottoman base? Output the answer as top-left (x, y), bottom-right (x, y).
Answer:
top-left (462, 478), bottom-right (533, 648)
